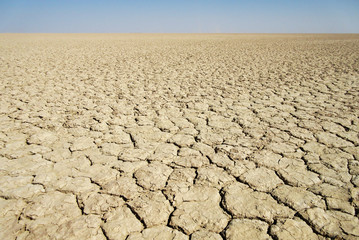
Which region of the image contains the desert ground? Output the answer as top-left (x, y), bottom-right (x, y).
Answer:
top-left (0, 33), bottom-right (359, 239)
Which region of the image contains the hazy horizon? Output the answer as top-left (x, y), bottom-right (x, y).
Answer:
top-left (1, 0), bottom-right (359, 33)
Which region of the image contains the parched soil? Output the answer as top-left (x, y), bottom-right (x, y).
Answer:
top-left (1, 33), bottom-right (359, 240)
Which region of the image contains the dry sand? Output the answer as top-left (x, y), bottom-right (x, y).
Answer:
top-left (1, 33), bottom-right (359, 239)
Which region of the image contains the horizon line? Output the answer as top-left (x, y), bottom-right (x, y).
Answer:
top-left (1, 32), bottom-right (359, 34)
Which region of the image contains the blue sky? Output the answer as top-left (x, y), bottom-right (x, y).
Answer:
top-left (0, 0), bottom-right (358, 33)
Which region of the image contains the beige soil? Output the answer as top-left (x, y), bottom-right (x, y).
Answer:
top-left (1, 33), bottom-right (359, 239)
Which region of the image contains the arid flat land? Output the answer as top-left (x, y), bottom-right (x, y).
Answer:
top-left (1, 34), bottom-right (359, 239)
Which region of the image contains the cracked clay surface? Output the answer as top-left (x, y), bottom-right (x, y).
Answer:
top-left (1, 34), bottom-right (359, 239)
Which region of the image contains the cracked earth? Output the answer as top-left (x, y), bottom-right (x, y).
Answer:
top-left (1, 34), bottom-right (359, 240)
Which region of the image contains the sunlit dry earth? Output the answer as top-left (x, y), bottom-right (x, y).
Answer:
top-left (1, 33), bottom-right (359, 239)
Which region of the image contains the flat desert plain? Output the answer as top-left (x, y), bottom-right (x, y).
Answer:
top-left (1, 34), bottom-right (359, 240)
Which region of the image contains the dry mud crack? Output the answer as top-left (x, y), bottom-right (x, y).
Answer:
top-left (1, 33), bottom-right (359, 239)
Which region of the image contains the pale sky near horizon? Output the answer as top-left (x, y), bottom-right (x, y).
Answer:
top-left (0, 0), bottom-right (358, 33)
